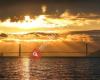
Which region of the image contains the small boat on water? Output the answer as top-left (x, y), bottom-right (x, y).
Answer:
top-left (31, 48), bottom-right (41, 59)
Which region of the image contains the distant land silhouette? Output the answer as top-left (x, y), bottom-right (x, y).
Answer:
top-left (68, 30), bottom-right (100, 35)
top-left (89, 50), bottom-right (100, 57)
top-left (0, 30), bottom-right (100, 37)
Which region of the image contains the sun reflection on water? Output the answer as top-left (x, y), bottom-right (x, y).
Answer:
top-left (21, 58), bottom-right (30, 80)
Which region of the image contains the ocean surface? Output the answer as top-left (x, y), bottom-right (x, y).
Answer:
top-left (0, 57), bottom-right (100, 80)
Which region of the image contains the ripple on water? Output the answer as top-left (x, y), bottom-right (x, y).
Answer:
top-left (0, 57), bottom-right (100, 80)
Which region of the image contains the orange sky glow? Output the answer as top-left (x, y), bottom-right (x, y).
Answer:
top-left (0, 11), bottom-right (100, 33)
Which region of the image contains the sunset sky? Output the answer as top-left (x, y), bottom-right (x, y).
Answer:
top-left (0, 0), bottom-right (100, 33)
top-left (0, 0), bottom-right (100, 17)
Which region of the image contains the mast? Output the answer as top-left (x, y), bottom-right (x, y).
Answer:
top-left (19, 43), bottom-right (21, 57)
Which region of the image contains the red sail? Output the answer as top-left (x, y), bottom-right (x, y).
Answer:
top-left (32, 48), bottom-right (41, 59)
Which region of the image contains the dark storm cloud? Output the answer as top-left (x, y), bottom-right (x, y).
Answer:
top-left (0, 0), bottom-right (100, 18)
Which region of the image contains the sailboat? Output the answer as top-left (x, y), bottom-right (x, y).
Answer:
top-left (32, 48), bottom-right (41, 59)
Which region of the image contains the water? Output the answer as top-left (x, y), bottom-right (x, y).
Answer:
top-left (0, 57), bottom-right (100, 80)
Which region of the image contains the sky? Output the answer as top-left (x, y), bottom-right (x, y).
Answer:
top-left (0, 0), bottom-right (100, 18)
top-left (0, 0), bottom-right (100, 33)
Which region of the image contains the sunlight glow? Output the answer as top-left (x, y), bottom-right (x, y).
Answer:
top-left (0, 15), bottom-right (72, 29)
